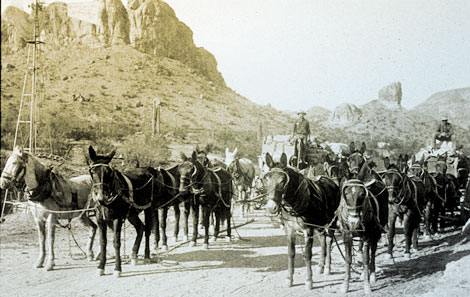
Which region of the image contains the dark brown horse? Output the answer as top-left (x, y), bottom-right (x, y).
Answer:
top-left (264, 152), bottom-right (340, 290)
top-left (435, 157), bottom-right (461, 227)
top-left (338, 177), bottom-right (385, 294)
top-left (383, 160), bottom-right (425, 259)
top-left (408, 158), bottom-right (445, 237)
top-left (88, 146), bottom-right (154, 277)
top-left (178, 151), bottom-right (233, 248)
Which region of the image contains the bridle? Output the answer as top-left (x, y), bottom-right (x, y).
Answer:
top-left (347, 152), bottom-right (366, 174)
top-left (89, 163), bottom-right (121, 205)
top-left (1, 153), bottom-right (27, 187)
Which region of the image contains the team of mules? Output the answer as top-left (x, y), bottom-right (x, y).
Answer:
top-left (1, 143), bottom-right (468, 294)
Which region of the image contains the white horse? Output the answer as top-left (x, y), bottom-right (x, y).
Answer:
top-left (225, 148), bottom-right (256, 218)
top-left (0, 147), bottom-right (96, 271)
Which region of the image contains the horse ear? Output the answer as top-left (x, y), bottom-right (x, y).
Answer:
top-left (225, 147), bottom-right (229, 156)
top-left (180, 152), bottom-right (188, 161)
top-left (233, 147), bottom-right (238, 156)
top-left (411, 154), bottom-right (416, 164)
top-left (191, 151), bottom-right (198, 163)
top-left (419, 154), bottom-right (424, 165)
top-left (350, 142), bottom-right (356, 153)
top-left (195, 144), bottom-right (201, 154)
top-left (360, 142), bottom-right (366, 154)
top-left (280, 153), bottom-right (288, 168)
top-left (404, 154), bottom-right (409, 161)
top-left (398, 154), bottom-right (403, 161)
top-left (325, 153), bottom-right (331, 163)
top-left (88, 146), bottom-right (97, 161)
top-left (384, 156), bottom-right (390, 169)
top-left (265, 153), bottom-right (275, 169)
top-left (106, 150), bottom-right (116, 161)
top-left (205, 144), bottom-right (212, 154)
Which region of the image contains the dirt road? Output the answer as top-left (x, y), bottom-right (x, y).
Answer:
top-left (0, 206), bottom-right (469, 297)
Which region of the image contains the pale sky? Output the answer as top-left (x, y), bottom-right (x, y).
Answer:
top-left (3, 0), bottom-right (470, 111)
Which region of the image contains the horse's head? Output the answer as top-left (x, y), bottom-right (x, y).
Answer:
top-left (225, 147), bottom-right (238, 167)
top-left (178, 151), bottom-right (204, 194)
top-left (88, 146), bottom-right (117, 205)
top-left (263, 152), bottom-right (290, 214)
top-left (347, 142), bottom-right (366, 177)
top-left (0, 147), bottom-right (28, 190)
top-left (397, 154), bottom-right (409, 174)
top-left (436, 155), bottom-right (448, 175)
top-left (382, 158), bottom-right (403, 204)
top-left (341, 179), bottom-right (369, 230)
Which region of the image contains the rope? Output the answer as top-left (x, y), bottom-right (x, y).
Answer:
top-left (2, 200), bottom-right (97, 214)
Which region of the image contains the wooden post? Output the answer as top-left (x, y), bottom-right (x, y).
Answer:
top-left (152, 97), bottom-right (161, 137)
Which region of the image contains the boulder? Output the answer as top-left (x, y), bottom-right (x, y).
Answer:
top-left (378, 82), bottom-right (402, 108)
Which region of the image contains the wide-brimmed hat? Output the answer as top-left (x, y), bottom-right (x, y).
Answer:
top-left (297, 111), bottom-right (306, 115)
top-left (441, 117), bottom-right (448, 121)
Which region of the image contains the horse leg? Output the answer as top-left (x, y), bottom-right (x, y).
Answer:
top-left (127, 213), bottom-right (144, 266)
top-left (362, 240), bottom-right (372, 294)
top-left (225, 205), bottom-right (232, 242)
top-left (317, 230), bottom-right (326, 274)
top-left (143, 208), bottom-right (152, 263)
top-left (190, 200), bottom-right (199, 247)
top-left (173, 203), bottom-right (181, 241)
top-left (159, 207), bottom-right (169, 251)
top-left (96, 217), bottom-right (107, 276)
top-left (153, 207), bottom-right (160, 251)
top-left (79, 215), bottom-right (97, 261)
top-left (183, 202), bottom-right (190, 242)
top-left (412, 214), bottom-right (420, 252)
top-left (303, 228), bottom-right (314, 290)
top-left (45, 214), bottom-right (56, 271)
top-left (370, 238), bottom-right (378, 285)
top-left (213, 209), bottom-right (221, 241)
top-left (387, 211), bottom-right (397, 259)
top-left (112, 218), bottom-right (123, 277)
top-left (33, 217), bottom-right (46, 268)
top-left (325, 231), bottom-right (333, 275)
top-left (202, 206), bottom-right (210, 249)
top-left (424, 201), bottom-right (432, 239)
top-left (286, 227), bottom-right (296, 287)
top-left (403, 212), bottom-right (412, 257)
top-left (341, 234), bottom-right (353, 293)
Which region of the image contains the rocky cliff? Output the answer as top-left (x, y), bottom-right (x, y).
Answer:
top-left (0, 0), bottom-right (225, 86)
top-left (378, 81), bottom-right (402, 108)
top-left (329, 103), bottom-right (362, 126)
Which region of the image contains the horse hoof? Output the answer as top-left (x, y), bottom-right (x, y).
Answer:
top-left (203, 243), bottom-right (209, 250)
top-left (212, 236), bottom-right (217, 242)
top-left (34, 262), bottom-right (44, 269)
top-left (225, 236), bottom-right (231, 243)
top-left (285, 278), bottom-right (293, 288)
top-left (370, 272), bottom-right (377, 284)
top-left (87, 254), bottom-right (94, 262)
top-left (143, 258), bottom-right (151, 265)
top-left (131, 258), bottom-right (138, 266)
top-left (161, 245), bottom-right (168, 252)
top-left (183, 235), bottom-right (189, 242)
top-left (189, 241), bottom-right (196, 247)
top-left (96, 269), bottom-right (105, 276)
top-left (174, 237), bottom-right (179, 242)
top-left (113, 270), bottom-right (121, 278)
top-left (405, 253), bottom-right (411, 259)
top-left (45, 263), bottom-right (54, 271)
top-left (305, 280), bottom-right (313, 290)
top-left (323, 267), bottom-right (331, 276)
top-left (384, 253), bottom-right (392, 260)
top-left (340, 282), bottom-right (349, 293)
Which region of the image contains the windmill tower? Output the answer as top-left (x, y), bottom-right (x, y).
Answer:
top-left (13, 0), bottom-right (45, 154)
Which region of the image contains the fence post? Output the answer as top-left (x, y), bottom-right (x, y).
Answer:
top-left (152, 97), bottom-right (161, 137)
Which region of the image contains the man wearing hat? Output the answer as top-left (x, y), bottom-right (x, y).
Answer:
top-left (433, 117), bottom-right (453, 149)
top-left (293, 111), bottom-right (310, 164)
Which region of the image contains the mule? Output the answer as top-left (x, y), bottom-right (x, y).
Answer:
top-left (435, 157), bottom-right (461, 228)
top-left (338, 178), bottom-right (384, 294)
top-left (264, 152), bottom-right (340, 290)
top-left (178, 151), bottom-right (233, 248)
top-left (88, 146), bottom-right (154, 277)
top-left (383, 161), bottom-right (425, 258)
top-left (225, 147), bottom-right (255, 218)
top-left (408, 159), bottom-right (444, 237)
top-left (0, 146), bottom-right (97, 271)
